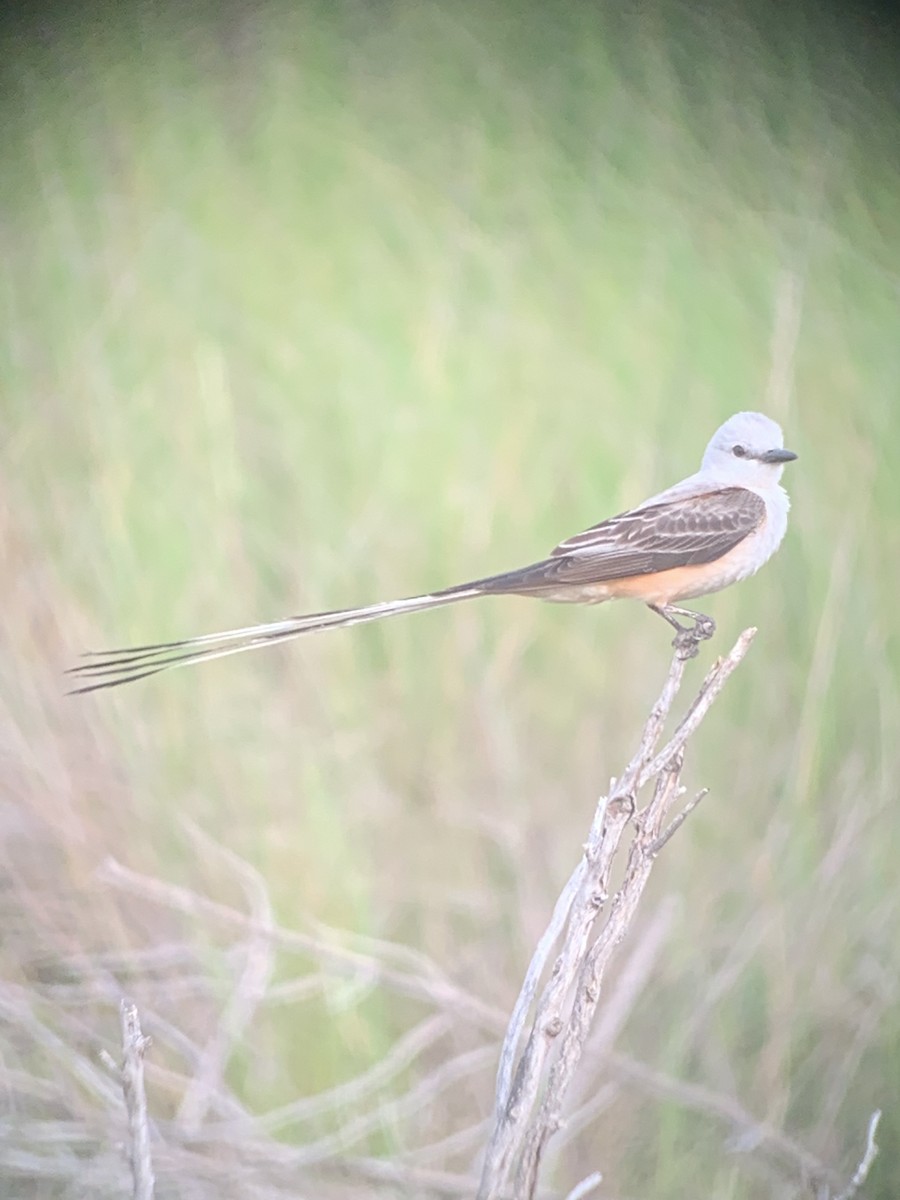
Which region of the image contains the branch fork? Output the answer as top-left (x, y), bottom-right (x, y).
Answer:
top-left (478, 628), bottom-right (758, 1199)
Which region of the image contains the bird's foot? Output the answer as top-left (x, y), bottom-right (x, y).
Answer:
top-left (684, 611), bottom-right (716, 641)
top-left (672, 626), bottom-right (703, 660)
top-left (650, 605), bottom-right (716, 660)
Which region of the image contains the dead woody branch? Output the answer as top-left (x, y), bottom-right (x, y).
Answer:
top-left (119, 1000), bottom-right (156, 1200)
top-left (478, 626), bottom-right (758, 1199)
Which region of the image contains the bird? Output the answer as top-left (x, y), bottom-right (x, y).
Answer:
top-left (69, 411), bottom-right (796, 694)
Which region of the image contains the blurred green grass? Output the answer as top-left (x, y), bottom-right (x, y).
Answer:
top-left (3, 0), bottom-right (899, 1194)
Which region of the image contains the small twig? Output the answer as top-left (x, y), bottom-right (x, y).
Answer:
top-left (119, 1000), bottom-right (155, 1200)
top-left (563, 1171), bottom-right (603, 1200)
top-left (648, 787), bottom-right (709, 854)
top-left (833, 1109), bottom-right (881, 1200)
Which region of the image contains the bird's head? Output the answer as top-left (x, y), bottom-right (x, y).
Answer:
top-left (701, 412), bottom-right (797, 485)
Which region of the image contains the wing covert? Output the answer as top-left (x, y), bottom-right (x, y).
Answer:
top-left (474, 487), bottom-right (766, 595)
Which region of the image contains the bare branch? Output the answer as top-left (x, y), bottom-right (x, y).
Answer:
top-left (513, 759), bottom-right (686, 1197)
top-left (119, 1000), bottom-right (155, 1200)
top-left (478, 629), bottom-right (757, 1199)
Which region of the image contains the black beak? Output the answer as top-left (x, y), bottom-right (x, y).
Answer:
top-left (759, 447), bottom-right (798, 464)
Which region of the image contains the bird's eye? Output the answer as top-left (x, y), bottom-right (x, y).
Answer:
top-left (731, 444), bottom-right (747, 458)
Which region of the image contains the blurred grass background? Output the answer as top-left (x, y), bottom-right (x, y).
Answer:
top-left (2, 0), bottom-right (899, 1195)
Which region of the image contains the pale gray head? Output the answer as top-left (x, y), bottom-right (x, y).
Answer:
top-left (700, 412), bottom-right (797, 485)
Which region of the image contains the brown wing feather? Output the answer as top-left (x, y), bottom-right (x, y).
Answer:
top-left (470, 487), bottom-right (765, 596)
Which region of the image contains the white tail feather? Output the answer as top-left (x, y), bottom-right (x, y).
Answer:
top-left (68, 587), bottom-right (482, 693)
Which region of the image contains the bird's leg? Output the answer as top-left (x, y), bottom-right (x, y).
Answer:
top-left (664, 605), bottom-right (716, 640)
top-left (648, 604), bottom-right (716, 659)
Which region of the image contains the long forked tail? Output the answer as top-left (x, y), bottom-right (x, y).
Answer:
top-left (67, 583), bottom-right (483, 694)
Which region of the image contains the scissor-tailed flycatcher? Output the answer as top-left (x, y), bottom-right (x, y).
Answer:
top-left (70, 411), bottom-right (795, 693)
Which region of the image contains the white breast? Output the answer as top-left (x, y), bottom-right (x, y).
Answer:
top-left (751, 484), bottom-right (791, 568)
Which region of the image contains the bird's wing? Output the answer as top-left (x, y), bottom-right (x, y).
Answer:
top-left (476, 486), bottom-right (766, 593)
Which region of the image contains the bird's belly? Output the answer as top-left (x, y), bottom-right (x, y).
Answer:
top-left (541, 545), bottom-right (765, 607)
top-left (615, 541), bottom-right (765, 604)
